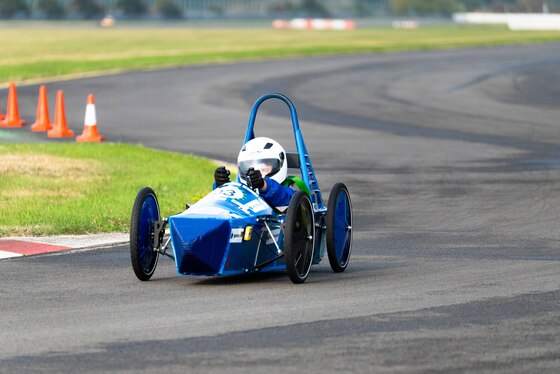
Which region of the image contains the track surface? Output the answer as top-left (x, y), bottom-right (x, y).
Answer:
top-left (2, 44), bottom-right (560, 372)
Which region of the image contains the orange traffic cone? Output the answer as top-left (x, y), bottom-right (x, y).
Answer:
top-left (47, 90), bottom-right (74, 138)
top-left (0, 82), bottom-right (26, 128)
top-left (76, 94), bottom-right (105, 142)
top-left (30, 85), bottom-right (53, 132)
top-left (0, 104), bottom-right (4, 122)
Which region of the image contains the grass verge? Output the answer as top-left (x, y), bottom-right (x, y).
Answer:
top-left (0, 143), bottom-right (218, 236)
top-left (1, 25), bottom-right (560, 84)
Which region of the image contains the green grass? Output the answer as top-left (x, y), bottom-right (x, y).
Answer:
top-left (1, 25), bottom-right (560, 83)
top-left (0, 143), bottom-right (220, 236)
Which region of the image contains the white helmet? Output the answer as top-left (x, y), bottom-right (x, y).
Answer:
top-left (238, 137), bottom-right (287, 185)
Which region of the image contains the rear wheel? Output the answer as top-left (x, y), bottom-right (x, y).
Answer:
top-left (130, 187), bottom-right (160, 281)
top-left (284, 191), bottom-right (315, 284)
top-left (326, 183), bottom-right (353, 273)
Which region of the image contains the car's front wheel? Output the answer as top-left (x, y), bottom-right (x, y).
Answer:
top-left (130, 187), bottom-right (160, 281)
top-left (284, 191), bottom-right (315, 284)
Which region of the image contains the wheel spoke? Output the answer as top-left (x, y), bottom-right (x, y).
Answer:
top-left (294, 252), bottom-right (302, 267)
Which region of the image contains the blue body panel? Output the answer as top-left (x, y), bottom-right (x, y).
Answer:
top-left (169, 182), bottom-right (286, 276)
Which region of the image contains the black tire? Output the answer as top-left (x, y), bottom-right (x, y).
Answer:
top-left (326, 183), bottom-right (353, 273)
top-left (130, 187), bottom-right (160, 281)
top-left (284, 190), bottom-right (315, 284)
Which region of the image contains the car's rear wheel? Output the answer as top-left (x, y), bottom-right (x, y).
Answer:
top-left (130, 187), bottom-right (160, 281)
top-left (284, 191), bottom-right (315, 284)
top-left (326, 183), bottom-right (353, 273)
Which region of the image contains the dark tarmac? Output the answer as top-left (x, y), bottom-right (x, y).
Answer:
top-left (1, 44), bottom-right (560, 372)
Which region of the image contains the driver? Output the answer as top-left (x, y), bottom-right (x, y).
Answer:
top-left (214, 137), bottom-right (294, 207)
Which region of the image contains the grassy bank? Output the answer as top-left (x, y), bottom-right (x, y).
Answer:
top-left (0, 143), bottom-right (218, 236)
top-left (1, 25), bottom-right (560, 83)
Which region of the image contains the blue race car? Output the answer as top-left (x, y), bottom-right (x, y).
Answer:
top-left (130, 93), bottom-right (352, 284)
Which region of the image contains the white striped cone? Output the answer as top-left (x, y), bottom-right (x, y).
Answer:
top-left (76, 94), bottom-right (105, 142)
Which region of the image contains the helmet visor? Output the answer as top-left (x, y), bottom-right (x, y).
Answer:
top-left (239, 158), bottom-right (281, 179)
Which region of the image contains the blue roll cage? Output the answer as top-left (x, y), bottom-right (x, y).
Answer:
top-left (242, 93), bottom-right (326, 212)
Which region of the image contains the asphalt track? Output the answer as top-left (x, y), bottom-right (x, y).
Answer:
top-left (2, 44), bottom-right (560, 372)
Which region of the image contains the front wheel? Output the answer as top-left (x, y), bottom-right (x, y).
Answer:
top-left (130, 187), bottom-right (160, 281)
top-left (284, 191), bottom-right (315, 284)
top-left (326, 183), bottom-right (353, 273)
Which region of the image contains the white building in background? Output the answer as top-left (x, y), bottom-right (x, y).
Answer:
top-left (453, 12), bottom-right (560, 30)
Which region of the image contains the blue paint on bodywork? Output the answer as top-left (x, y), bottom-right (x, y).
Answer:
top-left (171, 217), bottom-right (231, 275)
top-left (169, 182), bottom-right (284, 276)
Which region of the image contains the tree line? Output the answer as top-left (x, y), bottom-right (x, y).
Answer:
top-left (0, 0), bottom-right (183, 19)
top-left (0, 0), bottom-right (557, 19)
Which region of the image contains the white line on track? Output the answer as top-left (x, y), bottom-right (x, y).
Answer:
top-left (0, 251), bottom-right (22, 259)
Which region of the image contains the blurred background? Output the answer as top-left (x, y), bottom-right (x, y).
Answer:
top-left (0, 0), bottom-right (558, 22)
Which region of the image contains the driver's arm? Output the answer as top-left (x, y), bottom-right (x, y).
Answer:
top-left (260, 178), bottom-right (294, 207)
top-left (247, 169), bottom-right (294, 207)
